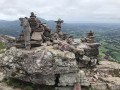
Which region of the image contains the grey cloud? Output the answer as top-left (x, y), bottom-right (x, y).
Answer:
top-left (0, 0), bottom-right (120, 23)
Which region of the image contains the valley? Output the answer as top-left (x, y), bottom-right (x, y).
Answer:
top-left (0, 19), bottom-right (120, 61)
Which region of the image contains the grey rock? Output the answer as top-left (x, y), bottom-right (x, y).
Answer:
top-left (107, 83), bottom-right (120, 90)
top-left (81, 56), bottom-right (91, 65)
top-left (0, 82), bottom-right (20, 90)
top-left (0, 46), bottom-right (78, 85)
top-left (0, 34), bottom-right (15, 49)
top-left (78, 70), bottom-right (90, 86)
top-left (0, 72), bottom-right (4, 82)
top-left (91, 83), bottom-right (108, 90)
top-left (58, 70), bottom-right (89, 86)
top-left (90, 58), bottom-right (97, 66)
top-left (58, 73), bottom-right (77, 86)
top-left (102, 77), bottom-right (120, 90)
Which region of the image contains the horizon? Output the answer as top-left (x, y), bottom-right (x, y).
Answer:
top-left (1, 18), bottom-right (120, 24)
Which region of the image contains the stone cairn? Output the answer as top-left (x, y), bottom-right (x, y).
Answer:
top-left (80, 30), bottom-right (100, 57)
top-left (55, 18), bottom-right (63, 38)
top-left (81, 30), bottom-right (96, 43)
top-left (54, 19), bottom-right (74, 44)
top-left (16, 12), bottom-right (49, 50)
top-left (16, 12), bottom-right (74, 51)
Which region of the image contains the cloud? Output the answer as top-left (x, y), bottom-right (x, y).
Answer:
top-left (0, 0), bottom-right (120, 23)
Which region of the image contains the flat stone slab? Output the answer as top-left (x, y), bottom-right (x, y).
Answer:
top-left (97, 61), bottom-right (120, 69)
top-left (102, 77), bottom-right (120, 84)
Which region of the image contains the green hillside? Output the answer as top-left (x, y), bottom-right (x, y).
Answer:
top-left (98, 35), bottom-right (120, 61)
top-left (65, 23), bottom-right (120, 61)
top-left (0, 19), bottom-right (120, 61)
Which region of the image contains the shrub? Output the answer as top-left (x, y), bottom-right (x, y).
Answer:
top-left (23, 86), bottom-right (33, 90)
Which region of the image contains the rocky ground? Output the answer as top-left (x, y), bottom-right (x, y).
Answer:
top-left (0, 55), bottom-right (120, 90)
top-left (0, 82), bottom-right (20, 90)
top-left (0, 35), bottom-right (120, 90)
top-left (85, 60), bottom-right (120, 90)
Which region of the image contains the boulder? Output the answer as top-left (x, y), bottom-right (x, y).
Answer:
top-left (58, 70), bottom-right (89, 86)
top-left (0, 72), bottom-right (4, 82)
top-left (0, 34), bottom-right (15, 49)
top-left (97, 61), bottom-right (120, 69)
top-left (91, 83), bottom-right (108, 90)
top-left (84, 45), bottom-right (99, 57)
top-left (0, 46), bottom-right (79, 85)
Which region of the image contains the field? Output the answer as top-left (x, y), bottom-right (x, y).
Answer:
top-left (64, 23), bottom-right (120, 61)
top-left (97, 35), bottom-right (120, 61)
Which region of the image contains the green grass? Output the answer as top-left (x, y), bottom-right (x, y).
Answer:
top-left (99, 46), bottom-right (109, 53)
top-left (0, 42), bottom-right (4, 54)
top-left (111, 52), bottom-right (120, 61)
top-left (6, 78), bottom-right (55, 90)
top-left (113, 69), bottom-right (119, 76)
top-left (6, 78), bottom-right (33, 90)
top-left (0, 42), bottom-right (4, 49)
top-left (98, 35), bottom-right (120, 61)
top-left (98, 53), bottom-right (104, 61)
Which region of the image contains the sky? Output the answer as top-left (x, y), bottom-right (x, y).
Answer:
top-left (0, 0), bottom-right (120, 23)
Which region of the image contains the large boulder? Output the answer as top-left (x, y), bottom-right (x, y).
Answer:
top-left (83, 43), bottom-right (99, 57)
top-left (0, 46), bottom-right (85, 86)
top-left (0, 34), bottom-right (15, 49)
top-left (58, 70), bottom-right (89, 86)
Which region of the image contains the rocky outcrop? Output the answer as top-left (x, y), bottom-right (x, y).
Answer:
top-left (1, 31), bottom-right (120, 90)
top-left (0, 31), bottom-right (101, 90)
top-left (0, 34), bottom-right (15, 49)
top-left (80, 30), bottom-right (100, 57)
top-left (0, 46), bottom-right (89, 89)
top-left (83, 43), bottom-right (99, 57)
top-left (75, 41), bottom-right (98, 67)
top-left (85, 61), bottom-right (120, 90)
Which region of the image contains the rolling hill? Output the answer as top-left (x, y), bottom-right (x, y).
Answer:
top-left (0, 18), bottom-right (120, 61)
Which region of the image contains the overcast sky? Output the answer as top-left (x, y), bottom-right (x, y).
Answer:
top-left (0, 0), bottom-right (120, 23)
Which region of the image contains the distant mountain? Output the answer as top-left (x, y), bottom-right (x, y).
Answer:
top-left (0, 20), bottom-right (21, 36)
top-left (0, 18), bottom-right (120, 61)
top-left (0, 18), bottom-right (120, 38)
top-left (0, 18), bottom-right (57, 37)
top-left (0, 18), bottom-right (85, 37)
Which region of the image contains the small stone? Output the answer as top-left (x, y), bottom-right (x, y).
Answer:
top-left (93, 75), bottom-right (98, 79)
top-left (0, 72), bottom-right (4, 82)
